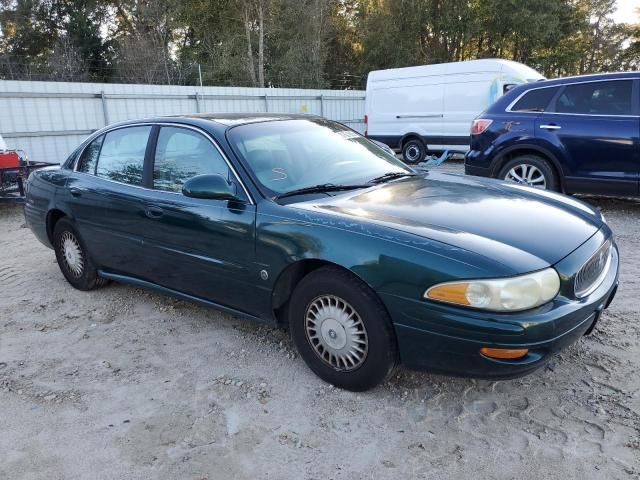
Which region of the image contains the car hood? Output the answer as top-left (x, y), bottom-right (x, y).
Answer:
top-left (291, 172), bottom-right (602, 272)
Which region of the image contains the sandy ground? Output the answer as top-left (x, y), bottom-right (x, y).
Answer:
top-left (1, 161), bottom-right (639, 479)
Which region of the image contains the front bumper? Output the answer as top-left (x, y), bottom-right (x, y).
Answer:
top-left (382, 243), bottom-right (619, 379)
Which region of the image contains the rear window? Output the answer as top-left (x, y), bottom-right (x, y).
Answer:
top-left (77, 135), bottom-right (103, 174)
top-left (555, 80), bottom-right (632, 116)
top-left (510, 87), bottom-right (559, 112)
top-left (96, 126), bottom-right (151, 185)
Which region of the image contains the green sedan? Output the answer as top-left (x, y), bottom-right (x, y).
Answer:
top-left (24, 114), bottom-right (619, 391)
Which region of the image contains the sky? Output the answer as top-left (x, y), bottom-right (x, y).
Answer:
top-left (612, 0), bottom-right (639, 24)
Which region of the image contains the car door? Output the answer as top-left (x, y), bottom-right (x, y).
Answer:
top-left (535, 79), bottom-right (639, 196)
top-left (138, 125), bottom-right (258, 313)
top-left (64, 125), bottom-right (153, 274)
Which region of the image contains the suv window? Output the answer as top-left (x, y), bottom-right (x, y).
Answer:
top-left (153, 126), bottom-right (230, 193)
top-left (556, 80), bottom-right (632, 115)
top-left (96, 126), bottom-right (151, 185)
top-left (77, 135), bottom-right (104, 174)
top-left (511, 87), bottom-right (559, 112)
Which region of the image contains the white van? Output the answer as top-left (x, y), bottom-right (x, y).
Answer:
top-left (0, 133), bottom-right (7, 152)
top-left (365, 59), bottom-right (544, 163)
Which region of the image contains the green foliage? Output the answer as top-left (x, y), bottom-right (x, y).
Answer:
top-left (0, 0), bottom-right (638, 86)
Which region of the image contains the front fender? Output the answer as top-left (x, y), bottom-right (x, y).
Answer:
top-left (256, 202), bottom-right (516, 304)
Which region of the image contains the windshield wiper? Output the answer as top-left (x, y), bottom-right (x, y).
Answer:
top-left (275, 183), bottom-right (369, 200)
top-left (368, 172), bottom-right (417, 184)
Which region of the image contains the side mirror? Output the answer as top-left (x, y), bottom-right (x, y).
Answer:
top-left (182, 174), bottom-right (242, 201)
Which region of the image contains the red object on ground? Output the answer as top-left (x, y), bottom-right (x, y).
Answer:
top-left (0, 152), bottom-right (20, 169)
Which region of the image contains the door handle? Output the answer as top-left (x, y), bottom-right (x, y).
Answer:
top-left (69, 187), bottom-right (83, 197)
top-left (539, 124), bottom-right (561, 130)
top-left (396, 114), bottom-right (444, 119)
top-left (145, 206), bottom-right (164, 219)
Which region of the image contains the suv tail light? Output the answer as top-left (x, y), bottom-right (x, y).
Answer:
top-left (364, 115), bottom-right (368, 137)
top-left (471, 119), bottom-right (493, 135)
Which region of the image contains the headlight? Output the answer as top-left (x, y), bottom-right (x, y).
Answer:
top-left (424, 268), bottom-right (560, 312)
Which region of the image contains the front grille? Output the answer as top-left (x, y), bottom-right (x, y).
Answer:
top-left (575, 240), bottom-right (612, 298)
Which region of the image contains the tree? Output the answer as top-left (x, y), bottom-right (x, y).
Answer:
top-left (0, 0), bottom-right (637, 85)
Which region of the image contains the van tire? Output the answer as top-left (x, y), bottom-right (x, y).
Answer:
top-left (498, 154), bottom-right (559, 191)
top-left (402, 138), bottom-right (426, 164)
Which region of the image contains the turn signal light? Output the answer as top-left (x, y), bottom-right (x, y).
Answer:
top-left (480, 347), bottom-right (528, 360)
top-left (426, 283), bottom-right (470, 305)
top-left (471, 118), bottom-right (493, 135)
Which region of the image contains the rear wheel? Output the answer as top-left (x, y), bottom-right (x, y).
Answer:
top-left (53, 218), bottom-right (107, 290)
top-left (289, 266), bottom-right (398, 391)
top-left (402, 138), bottom-right (426, 164)
top-left (498, 154), bottom-right (559, 191)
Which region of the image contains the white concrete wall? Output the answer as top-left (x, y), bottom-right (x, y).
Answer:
top-left (0, 81), bottom-right (365, 164)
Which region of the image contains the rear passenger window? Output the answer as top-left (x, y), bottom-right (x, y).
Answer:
top-left (153, 127), bottom-right (230, 193)
top-left (511, 87), bottom-right (558, 112)
top-left (96, 126), bottom-right (151, 185)
top-left (77, 135), bottom-right (103, 174)
top-left (556, 81), bottom-right (632, 115)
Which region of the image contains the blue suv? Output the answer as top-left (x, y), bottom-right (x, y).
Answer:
top-left (465, 72), bottom-right (639, 196)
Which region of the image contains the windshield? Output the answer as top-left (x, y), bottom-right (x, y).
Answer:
top-left (227, 118), bottom-right (412, 196)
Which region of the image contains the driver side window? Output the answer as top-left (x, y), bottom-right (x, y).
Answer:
top-left (153, 126), bottom-right (230, 193)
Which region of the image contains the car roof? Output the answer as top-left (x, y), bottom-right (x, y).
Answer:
top-left (91, 113), bottom-right (325, 141)
top-left (170, 113), bottom-right (320, 126)
top-left (487, 71), bottom-right (640, 113)
top-left (105, 113), bottom-right (323, 134)
top-left (522, 71), bottom-right (639, 88)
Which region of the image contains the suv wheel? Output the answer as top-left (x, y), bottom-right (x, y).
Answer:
top-left (53, 218), bottom-right (107, 290)
top-left (289, 266), bottom-right (398, 391)
top-left (402, 138), bottom-right (426, 164)
top-left (498, 154), bottom-right (559, 191)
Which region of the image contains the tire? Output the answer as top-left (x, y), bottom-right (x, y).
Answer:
top-left (289, 266), bottom-right (398, 391)
top-left (497, 154), bottom-right (559, 191)
top-left (402, 138), bottom-right (426, 164)
top-left (53, 218), bottom-right (107, 291)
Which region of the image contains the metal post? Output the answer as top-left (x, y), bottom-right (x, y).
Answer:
top-left (198, 64), bottom-right (203, 87)
top-left (320, 94), bottom-right (324, 117)
top-left (264, 92), bottom-right (269, 113)
top-left (100, 91), bottom-right (109, 126)
top-left (195, 92), bottom-right (201, 113)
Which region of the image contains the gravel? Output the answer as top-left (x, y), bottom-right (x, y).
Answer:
top-left (1, 161), bottom-right (638, 479)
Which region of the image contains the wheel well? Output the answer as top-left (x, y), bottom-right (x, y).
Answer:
top-left (400, 134), bottom-right (423, 149)
top-left (494, 148), bottom-right (563, 190)
top-left (271, 259), bottom-right (348, 326)
top-left (46, 209), bottom-right (66, 243)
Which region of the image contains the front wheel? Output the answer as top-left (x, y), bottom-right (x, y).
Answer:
top-left (498, 154), bottom-right (559, 191)
top-left (53, 218), bottom-right (107, 290)
top-left (289, 266), bottom-right (398, 391)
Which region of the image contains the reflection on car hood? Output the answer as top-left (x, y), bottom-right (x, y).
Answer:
top-left (292, 172), bottom-right (602, 271)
